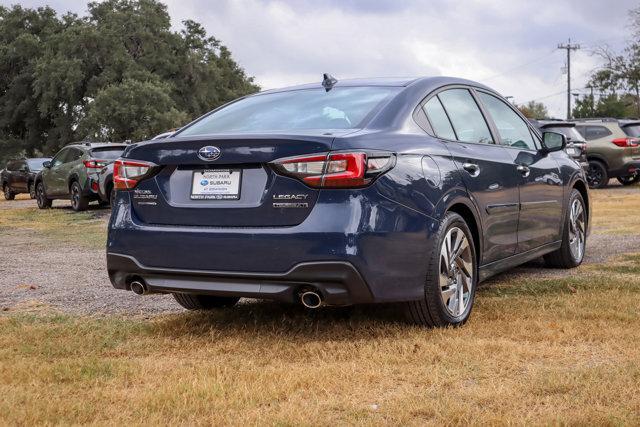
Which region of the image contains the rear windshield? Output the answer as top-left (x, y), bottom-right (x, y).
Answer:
top-left (544, 126), bottom-right (584, 142)
top-left (177, 87), bottom-right (401, 136)
top-left (622, 124), bottom-right (640, 137)
top-left (27, 159), bottom-right (50, 171)
top-left (90, 147), bottom-right (125, 160)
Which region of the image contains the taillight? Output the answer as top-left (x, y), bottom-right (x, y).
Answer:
top-left (113, 159), bottom-right (156, 190)
top-left (271, 151), bottom-right (394, 188)
top-left (84, 159), bottom-right (109, 169)
top-left (612, 138), bottom-right (640, 148)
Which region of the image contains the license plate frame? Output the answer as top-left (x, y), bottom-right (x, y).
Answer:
top-left (190, 169), bottom-right (242, 200)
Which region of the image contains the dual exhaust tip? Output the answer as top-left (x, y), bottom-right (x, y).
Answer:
top-left (129, 278), bottom-right (324, 309)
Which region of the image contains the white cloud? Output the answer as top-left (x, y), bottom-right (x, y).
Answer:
top-left (3, 0), bottom-right (637, 117)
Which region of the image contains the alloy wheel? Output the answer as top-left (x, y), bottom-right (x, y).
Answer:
top-left (587, 164), bottom-right (603, 188)
top-left (439, 227), bottom-right (473, 318)
top-left (71, 184), bottom-right (80, 210)
top-left (568, 198), bottom-right (586, 262)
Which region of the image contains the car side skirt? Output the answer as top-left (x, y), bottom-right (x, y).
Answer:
top-left (478, 240), bottom-right (562, 282)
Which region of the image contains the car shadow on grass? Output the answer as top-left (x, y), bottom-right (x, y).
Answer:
top-left (152, 300), bottom-right (413, 341)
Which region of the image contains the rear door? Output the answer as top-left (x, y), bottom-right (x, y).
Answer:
top-left (476, 91), bottom-right (564, 252)
top-left (427, 88), bottom-right (520, 264)
top-left (122, 133), bottom-right (339, 227)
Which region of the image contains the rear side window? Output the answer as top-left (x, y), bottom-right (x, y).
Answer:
top-left (67, 148), bottom-right (84, 163)
top-left (477, 92), bottom-right (537, 150)
top-left (584, 125), bottom-right (612, 141)
top-left (622, 124), bottom-right (640, 137)
top-left (90, 147), bottom-right (125, 160)
top-left (423, 97), bottom-right (456, 140)
top-left (437, 89), bottom-right (493, 144)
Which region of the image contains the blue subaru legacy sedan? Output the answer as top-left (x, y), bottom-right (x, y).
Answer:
top-left (107, 75), bottom-right (589, 327)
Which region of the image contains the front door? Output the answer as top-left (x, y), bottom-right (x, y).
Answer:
top-left (424, 88), bottom-right (520, 264)
top-left (475, 91), bottom-right (564, 253)
top-left (43, 148), bottom-right (70, 196)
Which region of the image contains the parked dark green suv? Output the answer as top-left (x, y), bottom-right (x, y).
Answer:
top-left (35, 142), bottom-right (127, 211)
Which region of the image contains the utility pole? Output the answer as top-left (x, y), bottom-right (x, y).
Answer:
top-left (558, 38), bottom-right (580, 119)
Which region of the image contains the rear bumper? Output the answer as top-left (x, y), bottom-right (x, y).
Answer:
top-left (107, 253), bottom-right (374, 305)
top-left (107, 189), bottom-right (439, 304)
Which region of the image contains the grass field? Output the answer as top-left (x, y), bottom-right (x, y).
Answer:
top-left (1, 188), bottom-right (639, 425)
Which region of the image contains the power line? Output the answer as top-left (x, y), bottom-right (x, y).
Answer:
top-left (558, 39), bottom-right (581, 119)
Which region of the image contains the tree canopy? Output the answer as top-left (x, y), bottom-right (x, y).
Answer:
top-left (0, 0), bottom-right (258, 164)
top-left (517, 101), bottom-right (549, 120)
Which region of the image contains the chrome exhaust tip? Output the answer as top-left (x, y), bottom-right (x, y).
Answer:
top-left (300, 290), bottom-right (323, 309)
top-left (130, 280), bottom-right (147, 295)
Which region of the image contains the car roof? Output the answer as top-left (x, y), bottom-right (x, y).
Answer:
top-left (255, 76), bottom-right (494, 96)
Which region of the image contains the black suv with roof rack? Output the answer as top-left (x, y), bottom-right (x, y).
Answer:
top-left (571, 118), bottom-right (640, 188)
top-left (35, 142), bottom-right (128, 211)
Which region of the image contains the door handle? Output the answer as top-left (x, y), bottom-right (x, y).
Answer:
top-left (517, 164), bottom-right (530, 177)
top-left (462, 163), bottom-right (480, 177)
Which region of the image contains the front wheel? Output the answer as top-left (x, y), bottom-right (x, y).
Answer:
top-left (586, 160), bottom-right (608, 189)
top-left (70, 181), bottom-right (89, 212)
top-left (404, 212), bottom-right (477, 327)
top-left (173, 293), bottom-right (240, 310)
top-left (617, 174), bottom-right (640, 186)
top-left (36, 182), bottom-right (52, 209)
top-left (3, 184), bottom-right (15, 200)
top-left (544, 189), bottom-right (586, 268)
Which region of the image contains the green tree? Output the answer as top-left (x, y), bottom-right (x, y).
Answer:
top-left (0, 0), bottom-right (258, 165)
top-left (517, 101), bottom-right (549, 119)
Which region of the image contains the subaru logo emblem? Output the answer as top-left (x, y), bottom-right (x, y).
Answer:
top-left (197, 146), bottom-right (221, 161)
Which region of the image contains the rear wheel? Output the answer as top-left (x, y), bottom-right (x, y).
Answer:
top-left (28, 182), bottom-right (36, 199)
top-left (404, 212), bottom-right (477, 327)
top-left (173, 293), bottom-right (240, 310)
top-left (586, 160), bottom-right (608, 189)
top-left (36, 182), bottom-right (52, 209)
top-left (544, 189), bottom-right (586, 268)
top-left (70, 181), bottom-right (89, 212)
top-left (617, 174), bottom-right (640, 186)
top-left (3, 184), bottom-right (15, 200)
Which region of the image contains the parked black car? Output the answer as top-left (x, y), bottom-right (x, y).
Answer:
top-left (35, 143), bottom-right (127, 211)
top-left (1, 158), bottom-right (51, 200)
top-left (530, 120), bottom-right (588, 172)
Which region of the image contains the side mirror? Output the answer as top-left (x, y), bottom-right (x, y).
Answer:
top-left (42, 161), bottom-right (52, 169)
top-left (541, 131), bottom-right (566, 153)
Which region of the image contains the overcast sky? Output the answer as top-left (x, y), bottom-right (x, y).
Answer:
top-left (4, 0), bottom-right (638, 117)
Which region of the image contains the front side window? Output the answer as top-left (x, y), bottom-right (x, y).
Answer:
top-left (178, 86), bottom-right (401, 136)
top-left (51, 149), bottom-right (69, 167)
top-left (437, 89), bottom-right (493, 144)
top-left (423, 96), bottom-right (456, 140)
top-left (478, 92), bottom-right (537, 150)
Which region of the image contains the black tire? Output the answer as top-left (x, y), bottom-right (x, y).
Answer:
top-left (3, 183), bottom-right (15, 200)
top-left (70, 181), bottom-right (89, 212)
top-left (28, 182), bottom-right (36, 199)
top-left (586, 160), bottom-right (608, 189)
top-left (173, 293), bottom-right (240, 311)
top-left (36, 182), bottom-right (52, 209)
top-left (404, 212), bottom-right (477, 328)
top-left (617, 174), bottom-right (640, 186)
top-left (544, 189), bottom-right (587, 268)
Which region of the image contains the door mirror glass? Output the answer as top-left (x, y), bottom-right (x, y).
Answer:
top-left (541, 131), bottom-right (566, 153)
top-left (42, 161), bottom-right (52, 169)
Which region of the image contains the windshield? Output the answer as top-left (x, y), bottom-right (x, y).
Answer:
top-left (178, 87), bottom-right (401, 136)
top-left (27, 159), bottom-right (50, 171)
top-left (545, 126), bottom-right (584, 142)
top-left (90, 147), bottom-right (125, 160)
top-left (622, 124), bottom-right (640, 137)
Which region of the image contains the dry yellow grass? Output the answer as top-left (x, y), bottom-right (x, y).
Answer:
top-left (0, 187), bottom-right (639, 425)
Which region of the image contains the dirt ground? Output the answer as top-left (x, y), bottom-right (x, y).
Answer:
top-left (1, 184), bottom-right (638, 316)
